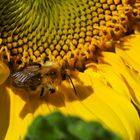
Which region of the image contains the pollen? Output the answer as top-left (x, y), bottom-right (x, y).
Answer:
top-left (0, 0), bottom-right (140, 71)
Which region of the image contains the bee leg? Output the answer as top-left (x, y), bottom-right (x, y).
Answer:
top-left (47, 84), bottom-right (56, 94)
top-left (40, 87), bottom-right (45, 97)
top-left (49, 88), bottom-right (55, 94)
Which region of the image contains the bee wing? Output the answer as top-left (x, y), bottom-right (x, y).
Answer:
top-left (11, 65), bottom-right (41, 87)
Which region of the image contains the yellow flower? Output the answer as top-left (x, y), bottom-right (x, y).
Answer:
top-left (1, 0), bottom-right (140, 140)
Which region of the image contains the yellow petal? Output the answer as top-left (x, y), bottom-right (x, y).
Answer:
top-left (1, 69), bottom-right (140, 140)
top-left (99, 52), bottom-right (140, 108)
top-left (0, 61), bottom-right (10, 85)
top-left (115, 35), bottom-right (140, 74)
top-left (86, 63), bottom-right (131, 100)
top-left (0, 84), bottom-right (10, 140)
top-left (63, 69), bottom-right (140, 140)
top-left (84, 69), bottom-right (140, 140)
top-left (2, 84), bottom-right (74, 140)
top-left (3, 87), bottom-right (33, 140)
top-left (95, 64), bottom-right (131, 100)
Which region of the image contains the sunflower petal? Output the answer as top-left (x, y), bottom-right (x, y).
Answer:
top-left (97, 64), bottom-right (131, 100)
top-left (86, 63), bottom-right (131, 100)
top-left (3, 87), bottom-right (33, 140)
top-left (0, 62), bottom-right (10, 85)
top-left (0, 84), bottom-right (10, 140)
top-left (3, 86), bottom-right (69, 140)
top-left (117, 35), bottom-right (140, 68)
top-left (99, 52), bottom-right (140, 108)
top-left (61, 69), bottom-right (140, 140)
top-left (83, 69), bottom-right (140, 140)
top-left (2, 69), bottom-right (140, 140)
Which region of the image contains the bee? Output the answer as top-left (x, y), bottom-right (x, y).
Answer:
top-left (10, 61), bottom-right (76, 97)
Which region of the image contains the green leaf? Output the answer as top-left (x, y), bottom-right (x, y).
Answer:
top-left (24, 112), bottom-right (122, 140)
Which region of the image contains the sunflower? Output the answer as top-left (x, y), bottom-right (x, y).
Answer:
top-left (1, 0), bottom-right (140, 139)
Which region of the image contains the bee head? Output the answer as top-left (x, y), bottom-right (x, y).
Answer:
top-left (41, 61), bottom-right (62, 84)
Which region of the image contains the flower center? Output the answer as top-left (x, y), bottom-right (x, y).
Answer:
top-left (0, 0), bottom-right (140, 71)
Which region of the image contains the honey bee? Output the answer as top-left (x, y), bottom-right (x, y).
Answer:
top-left (10, 61), bottom-right (76, 97)
top-left (10, 61), bottom-right (64, 96)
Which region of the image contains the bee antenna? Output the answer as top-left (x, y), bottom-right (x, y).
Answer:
top-left (67, 75), bottom-right (77, 95)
